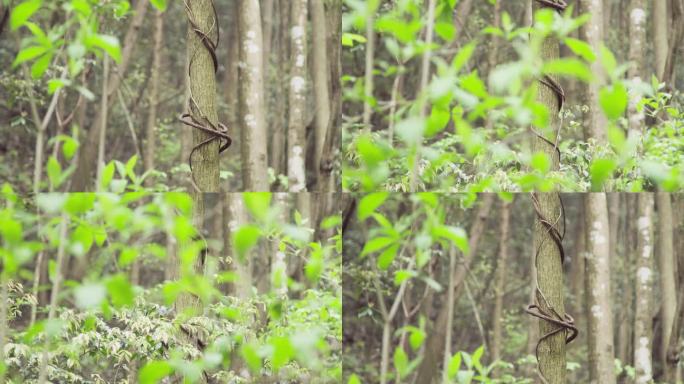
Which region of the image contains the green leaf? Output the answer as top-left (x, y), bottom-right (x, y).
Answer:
top-left (240, 343), bottom-right (262, 373)
top-left (139, 361), bottom-right (173, 384)
top-left (531, 151), bottom-right (551, 173)
top-left (564, 37), bottom-right (596, 62)
top-left (394, 269), bottom-right (417, 285)
top-left (270, 337), bottom-right (294, 371)
top-left (100, 161), bottom-right (115, 190)
top-left (448, 352), bottom-right (462, 379)
top-left (542, 58), bottom-right (593, 82)
top-left (341, 32), bottom-right (367, 47)
top-left (599, 82), bottom-right (628, 120)
top-left (10, 0), bottom-right (42, 31)
top-left (87, 34), bottom-right (121, 63)
top-left (599, 44), bottom-right (617, 76)
top-left (393, 346), bottom-right (408, 378)
top-left (31, 52), bottom-right (51, 78)
top-left (149, 0), bottom-right (167, 12)
top-left (62, 137), bottom-right (79, 160)
top-left (106, 274), bottom-right (134, 307)
top-left (409, 328), bottom-right (426, 351)
top-left (452, 42), bottom-right (476, 72)
top-left (244, 192), bottom-right (272, 221)
top-left (125, 155), bottom-right (138, 181)
top-left (358, 192), bottom-right (389, 221)
top-left (233, 225), bottom-right (261, 263)
top-left (47, 156), bottom-right (62, 187)
top-left (590, 158), bottom-right (616, 191)
top-left (348, 374), bottom-right (361, 384)
top-left (12, 45), bottom-right (47, 67)
top-left (377, 243), bottom-right (400, 270)
top-left (361, 236), bottom-right (394, 257)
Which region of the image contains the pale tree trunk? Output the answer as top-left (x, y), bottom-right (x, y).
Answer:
top-left (570, 201), bottom-right (585, 315)
top-left (583, 193), bottom-right (616, 384)
top-left (414, 194), bottom-right (494, 383)
top-left (486, 0), bottom-right (501, 76)
top-left (491, 199), bottom-right (511, 374)
top-left (453, 0), bottom-right (473, 31)
top-left (144, 10), bottom-right (164, 183)
top-left (71, 0), bottom-right (149, 191)
top-left (580, 0), bottom-right (607, 143)
top-left (227, 194), bottom-right (252, 299)
top-left (628, 0), bottom-right (646, 142)
top-left (362, 1), bottom-right (376, 132)
top-left (310, 0), bottom-right (330, 188)
top-left (287, 0), bottom-right (308, 192)
top-left (656, 192), bottom-right (676, 382)
top-left (654, 0), bottom-right (669, 80)
top-left (442, 247), bottom-right (456, 384)
top-left (634, 193), bottom-right (654, 384)
top-left (96, 56), bottom-right (110, 191)
top-left (238, 0), bottom-right (270, 191)
top-left (223, 0), bottom-right (239, 152)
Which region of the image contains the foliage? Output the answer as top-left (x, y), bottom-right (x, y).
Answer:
top-left (0, 188), bottom-right (342, 383)
top-left (342, 0), bottom-right (684, 192)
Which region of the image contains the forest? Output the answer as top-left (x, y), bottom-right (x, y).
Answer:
top-left (343, 193), bottom-right (684, 384)
top-left (1, 0), bottom-right (684, 383)
top-left (342, 0), bottom-right (684, 192)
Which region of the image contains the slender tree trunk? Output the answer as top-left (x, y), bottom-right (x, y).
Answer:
top-left (414, 194), bottom-right (494, 383)
top-left (270, 0), bottom-right (288, 179)
top-left (96, 56), bottom-right (110, 191)
top-left (628, 0), bottom-right (646, 143)
top-left (310, 0), bottom-right (330, 190)
top-left (228, 194), bottom-right (253, 299)
top-left (238, 0), bottom-right (270, 191)
top-left (656, 192), bottom-right (676, 382)
top-left (453, 0), bottom-right (473, 31)
top-left (362, 1), bottom-right (376, 132)
top-left (491, 199), bottom-right (511, 374)
top-left (654, 0), bottom-right (669, 80)
top-left (580, 0), bottom-right (607, 143)
top-left (442, 248), bottom-right (456, 384)
top-left (71, 0), bottom-right (148, 191)
top-left (271, 193), bottom-right (288, 296)
top-left (286, 0), bottom-right (308, 192)
top-left (584, 193), bottom-right (616, 383)
top-left (144, 10), bottom-right (164, 183)
top-left (570, 201), bottom-right (585, 315)
top-left (634, 193), bottom-right (654, 384)
top-left (223, 0), bottom-right (239, 170)
top-left (38, 214), bottom-right (68, 384)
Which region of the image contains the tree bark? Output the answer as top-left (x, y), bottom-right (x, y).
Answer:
top-left (238, 0), bottom-right (270, 191)
top-left (634, 193), bottom-right (654, 384)
top-left (71, 0), bottom-right (149, 191)
top-left (654, 0), bottom-right (669, 80)
top-left (227, 193), bottom-right (252, 299)
top-left (580, 0), bottom-right (608, 143)
top-left (144, 10), bottom-right (164, 184)
top-left (583, 193), bottom-right (616, 384)
top-left (362, 1), bottom-right (376, 132)
top-left (286, 0), bottom-right (308, 192)
top-left (627, 0), bottom-right (646, 141)
top-left (491, 199), bottom-right (511, 373)
top-left (310, 0), bottom-right (330, 189)
top-left (656, 192), bottom-right (676, 382)
top-left (95, 56), bottom-right (110, 191)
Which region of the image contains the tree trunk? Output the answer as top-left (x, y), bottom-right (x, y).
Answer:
top-left (71, 0), bottom-right (149, 191)
top-left (287, 0), bottom-right (308, 192)
top-left (144, 10), bottom-right (164, 184)
top-left (580, 0), bottom-right (607, 143)
top-left (238, 0), bottom-right (270, 191)
top-left (310, 0), bottom-right (330, 190)
top-left (634, 193), bottom-right (654, 384)
top-left (227, 193), bottom-right (252, 299)
top-left (584, 193), bottom-right (616, 383)
top-left (271, 193), bottom-right (288, 296)
top-left (362, 1), bottom-right (376, 132)
top-left (270, 0), bottom-right (288, 180)
top-left (627, 0), bottom-right (646, 141)
top-left (95, 56), bottom-right (110, 191)
top-left (186, 0), bottom-right (221, 192)
top-left (414, 194), bottom-right (494, 383)
top-left (656, 192), bottom-right (676, 381)
top-left (654, 0), bottom-right (669, 80)
top-left (491, 199), bottom-right (511, 373)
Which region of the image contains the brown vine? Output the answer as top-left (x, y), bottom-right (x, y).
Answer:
top-left (181, 0), bottom-right (232, 192)
top-left (526, 1), bottom-right (577, 383)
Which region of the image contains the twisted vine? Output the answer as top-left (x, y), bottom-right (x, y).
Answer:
top-left (182, 0), bottom-right (232, 192)
top-left (525, 1), bottom-right (577, 383)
